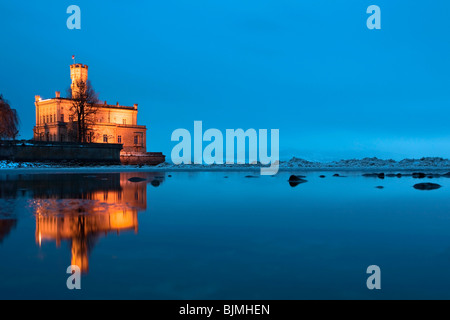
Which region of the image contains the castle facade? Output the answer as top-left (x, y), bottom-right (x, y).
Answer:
top-left (33, 63), bottom-right (164, 164)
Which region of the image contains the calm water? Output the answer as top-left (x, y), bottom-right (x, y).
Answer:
top-left (1, 170), bottom-right (450, 299)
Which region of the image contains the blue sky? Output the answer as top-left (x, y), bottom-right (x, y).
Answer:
top-left (1, 0), bottom-right (449, 161)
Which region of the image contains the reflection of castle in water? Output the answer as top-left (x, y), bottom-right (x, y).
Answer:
top-left (16, 172), bottom-right (164, 273)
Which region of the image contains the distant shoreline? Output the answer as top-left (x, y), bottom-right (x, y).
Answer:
top-left (2, 157), bottom-right (450, 173)
top-left (1, 166), bottom-right (450, 174)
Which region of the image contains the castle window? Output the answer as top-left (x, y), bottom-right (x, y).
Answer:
top-left (134, 135), bottom-right (138, 145)
top-left (46, 115), bottom-right (49, 123)
top-left (118, 135), bottom-right (122, 144)
top-left (103, 135), bottom-right (108, 143)
top-left (50, 115), bottom-right (52, 123)
top-left (61, 114), bottom-right (64, 122)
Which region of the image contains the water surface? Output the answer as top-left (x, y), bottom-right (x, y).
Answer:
top-left (1, 171), bottom-right (450, 299)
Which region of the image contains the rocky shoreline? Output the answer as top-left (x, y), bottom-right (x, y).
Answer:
top-left (2, 156), bottom-right (450, 171)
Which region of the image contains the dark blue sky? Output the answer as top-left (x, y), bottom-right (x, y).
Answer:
top-left (1, 0), bottom-right (449, 161)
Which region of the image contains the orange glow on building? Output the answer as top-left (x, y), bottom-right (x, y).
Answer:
top-left (32, 64), bottom-right (165, 164)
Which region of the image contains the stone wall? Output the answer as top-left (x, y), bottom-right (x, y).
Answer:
top-left (120, 152), bottom-right (165, 165)
top-left (0, 140), bottom-right (122, 163)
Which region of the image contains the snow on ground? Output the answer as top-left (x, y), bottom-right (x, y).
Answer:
top-left (1, 157), bottom-right (450, 171)
top-left (154, 157), bottom-right (450, 171)
top-left (281, 157), bottom-right (450, 169)
top-left (0, 160), bottom-right (53, 169)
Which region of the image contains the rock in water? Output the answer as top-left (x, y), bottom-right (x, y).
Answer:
top-left (289, 179), bottom-right (308, 187)
top-left (412, 172), bottom-right (426, 179)
top-left (288, 175), bottom-right (306, 181)
top-left (128, 177), bottom-right (147, 183)
top-left (319, 175), bottom-right (326, 178)
top-left (362, 173), bottom-right (379, 178)
top-left (288, 175), bottom-right (307, 187)
top-left (375, 186), bottom-right (384, 189)
top-left (413, 183), bottom-right (442, 190)
top-left (151, 179), bottom-right (160, 187)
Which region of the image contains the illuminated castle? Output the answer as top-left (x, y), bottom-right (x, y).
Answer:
top-left (33, 63), bottom-right (165, 164)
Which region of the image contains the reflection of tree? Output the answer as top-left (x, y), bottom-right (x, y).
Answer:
top-left (0, 219), bottom-right (17, 244)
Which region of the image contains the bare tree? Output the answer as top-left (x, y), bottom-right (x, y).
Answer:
top-left (0, 95), bottom-right (19, 140)
top-left (67, 80), bottom-right (99, 143)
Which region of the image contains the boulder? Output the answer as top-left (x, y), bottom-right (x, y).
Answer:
top-left (362, 173), bottom-right (379, 178)
top-left (288, 175), bottom-right (308, 187)
top-left (288, 175), bottom-right (305, 181)
top-left (413, 183), bottom-right (442, 190)
top-left (151, 179), bottom-right (160, 187)
top-left (412, 172), bottom-right (426, 179)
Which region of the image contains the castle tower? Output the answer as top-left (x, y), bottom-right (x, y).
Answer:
top-left (70, 63), bottom-right (88, 97)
